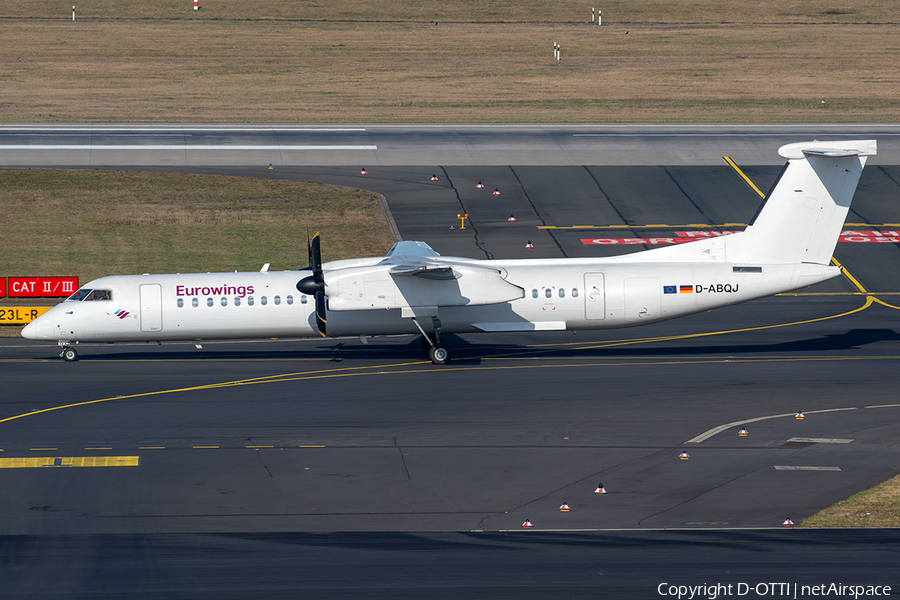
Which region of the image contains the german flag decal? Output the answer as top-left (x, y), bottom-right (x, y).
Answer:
top-left (679, 285), bottom-right (693, 294)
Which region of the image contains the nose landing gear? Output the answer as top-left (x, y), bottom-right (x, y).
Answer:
top-left (58, 341), bottom-right (78, 362)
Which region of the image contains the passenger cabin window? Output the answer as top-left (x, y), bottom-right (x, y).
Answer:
top-left (261, 296), bottom-right (267, 306)
top-left (287, 296), bottom-right (294, 305)
top-left (220, 297), bottom-right (227, 307)
top-left (177, 298), bottom-right (184, 308)
top-left (300, 295), bottom-right (308, 304)
top-left (207, 297), bottom-right (214, 307)
top-left (248, 296), bottom-right (254, 306)
top-left (234, 297), bottom-right (241, 306)
top-left (532, 289), bottom-right (538, 298)
top-left (274, 296), bottom-right (281, 305)
top-left (545, 288), bottom-right (552, 298)
top-left (572, 288), bottom-right (579, 298)
top-left (192, 298), bottom-right (199, 308)
top-left (559, 288), bottom-right (565, 298)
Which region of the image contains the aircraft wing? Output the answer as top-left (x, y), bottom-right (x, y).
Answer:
top-left (326, 259), bottom-right (524, 311)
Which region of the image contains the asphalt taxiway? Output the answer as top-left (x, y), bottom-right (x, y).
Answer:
top-left (1, 125), bottom-right (900, 597)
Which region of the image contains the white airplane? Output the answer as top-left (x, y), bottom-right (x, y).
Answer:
top-left (23, 140), bottom-right (876, 364)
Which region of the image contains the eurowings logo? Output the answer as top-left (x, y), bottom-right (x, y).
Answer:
top-left (114, 309), bottom-right (130, 319)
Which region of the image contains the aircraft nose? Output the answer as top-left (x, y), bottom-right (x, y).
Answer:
top-left (21, 310), bottom-right (53, 340)
top-left (21, 320), bottom-right (38, 340)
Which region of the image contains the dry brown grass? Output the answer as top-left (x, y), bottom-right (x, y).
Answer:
top-left (3, 0), bottom-right (893, 24)
top-left (802, 472), bottom-right (900, 527)
top-left (1, 19), bottom-right (897, 123)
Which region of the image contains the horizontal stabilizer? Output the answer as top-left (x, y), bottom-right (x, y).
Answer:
top-left (778, 140), bottom-right (877, 160)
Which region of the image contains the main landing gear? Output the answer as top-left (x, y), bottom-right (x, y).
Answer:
top-left (413, 316), bottom-right (452, 365)
top-left (59, 342), bottom-right (78, 362)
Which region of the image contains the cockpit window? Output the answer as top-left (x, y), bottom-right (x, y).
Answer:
top-left (68, 289), bottom-right (93, 301)
top-left (67, 288), bottom-right (112, 301)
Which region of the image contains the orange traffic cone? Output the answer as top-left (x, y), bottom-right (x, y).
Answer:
top-left (522, 519), bottom-right (533, 528)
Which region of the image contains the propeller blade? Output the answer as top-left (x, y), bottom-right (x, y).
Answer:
top-left (310, 232), bottom-right (323, 283)
top-left (315, 290), bottom-right (327, 337)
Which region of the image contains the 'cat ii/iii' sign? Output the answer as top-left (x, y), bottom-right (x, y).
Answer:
top-left (3, 277), bottom-right (79, 298)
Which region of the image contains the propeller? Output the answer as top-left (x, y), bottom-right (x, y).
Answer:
top-left (297, 232), bottom-right (327, 336)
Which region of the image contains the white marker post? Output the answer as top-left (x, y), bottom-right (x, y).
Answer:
top-left (193, 0), bottom-right (199, 9)
top-left (557, 43), bottom-right (560, 61)
top-left (72, 5), bottom-right (76, 20)
top-left (598, 10), bottom-right (602, 25)
top-left (592, 7), bottom-right (595, 22)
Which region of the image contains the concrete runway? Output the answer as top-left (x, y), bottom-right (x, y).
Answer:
top-left (1, 125), bottom-right (900, 597)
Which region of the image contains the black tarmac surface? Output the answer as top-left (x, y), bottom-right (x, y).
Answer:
top-left (2, 127), bottom-right (900, 597)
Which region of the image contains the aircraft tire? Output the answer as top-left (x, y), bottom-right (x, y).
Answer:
top-left (62, 348), bottom-right (78, 362)
top-left (429, 343), bottom-right (451, 365)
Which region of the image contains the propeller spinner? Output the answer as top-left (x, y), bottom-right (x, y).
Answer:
top-left (297, 232), bottom-right (327, 336)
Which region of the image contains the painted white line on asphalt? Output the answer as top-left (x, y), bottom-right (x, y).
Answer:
top-left (787, 437), bottom-right (853, 444)
top-left (774, 466), bottom-right (842, 471)
top-left (0, 145), bottom-right (377, 150)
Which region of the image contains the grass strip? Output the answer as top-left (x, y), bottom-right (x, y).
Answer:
top-left (0, 168), bottom-right (393, 288)
top-left (802, 472), bottom-right (900, 528)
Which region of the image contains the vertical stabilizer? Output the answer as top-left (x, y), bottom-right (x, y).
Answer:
top-left (730, 140), bottom-right (876, 265)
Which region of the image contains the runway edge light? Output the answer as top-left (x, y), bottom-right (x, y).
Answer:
top-left (739, 428), bottom-right (749, 436)
top-left (508, 215), bottom-right (516, 222)
top-left (594, 483), bottom-right (607, 494)
top-left (493, 188), bottom-right (501, 196)
top-left (783, 518), bottom-right (794, 527)
top-left (525, 241), bottom-right (534, 249)
top-left (795, 411), bottom-right (805, 420)
top-left (476, 181), bottom-right (484, 188)
top-left (679, 451), bottom-right (690, 460)
top-left (559, 502), bottom-right (571, 512)
top-left (522, 519), bottom-right (534, 528)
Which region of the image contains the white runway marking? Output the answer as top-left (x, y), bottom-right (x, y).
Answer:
top-left (0, 145), bottom-right (377, 150)
top-left (774, 466), bottom-right (842, 471)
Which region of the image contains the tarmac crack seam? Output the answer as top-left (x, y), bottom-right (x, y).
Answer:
top-left (441, 166), bottom-right (492, 260)
top-left (394, 437), bottom-right (411, 481)
top-left (256, 448), bottom-right (274, 479)
top-left (635, 455), bottom-right (770, 528)
top-left (477, 449), bottom-right (658, 531)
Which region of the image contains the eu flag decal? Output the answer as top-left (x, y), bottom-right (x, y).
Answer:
top-left (663, 285), bottom-right (676, 294)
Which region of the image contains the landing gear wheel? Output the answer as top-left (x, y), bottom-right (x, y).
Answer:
top-left (62, 347), bottom-right (78, 362)
top-left (429, 343), bottom-right (451, 365)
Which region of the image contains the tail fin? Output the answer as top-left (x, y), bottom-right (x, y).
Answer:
top-left (730, 140), bottom-right (876, 265)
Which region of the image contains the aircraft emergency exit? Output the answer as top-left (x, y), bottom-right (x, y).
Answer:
top-left (22, 140), bottom-right (877, 364)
